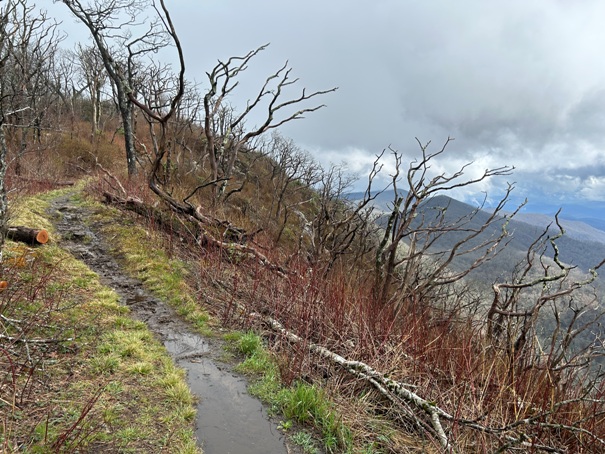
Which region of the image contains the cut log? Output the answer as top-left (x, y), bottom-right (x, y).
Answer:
top-left (7, 226), bottom-right (49, 245)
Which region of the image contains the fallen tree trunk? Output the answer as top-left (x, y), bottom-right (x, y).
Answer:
top-left (102, 191), bottom-right (203, 241)
top-left (255, 313), bottom-right (600, 453)
top-left (103, 191), bottom-right (288, 276)
top-left (255, 313), bottom-right (455, 452)
top-left (7, 226), bottom-right (49, 245)
top-left (102, 191), bottom-right (261, 244)
top-left (147, 180), bottom-right (260, 244)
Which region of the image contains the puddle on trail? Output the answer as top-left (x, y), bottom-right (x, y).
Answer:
top-left (49, 195), bottom-right (290, 454)
top-left (166, 332), bottom-right (286, 454)
top-left (165, 330), bottom-right (288, 453)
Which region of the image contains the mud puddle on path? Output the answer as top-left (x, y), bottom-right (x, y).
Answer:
top-left (48, 193), bottom-right (291, 454)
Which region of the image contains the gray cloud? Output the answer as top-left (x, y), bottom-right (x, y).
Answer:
top-left (51, 0), bottom-right (605, 205)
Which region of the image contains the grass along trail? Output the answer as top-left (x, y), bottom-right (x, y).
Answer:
top-left (46, 187), bottom-right (292, 453)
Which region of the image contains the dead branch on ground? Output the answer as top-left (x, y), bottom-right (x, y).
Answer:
top-left (103, 191), bottom-right (286, 275)
top-left (256, 312), bottom-right (605, 453)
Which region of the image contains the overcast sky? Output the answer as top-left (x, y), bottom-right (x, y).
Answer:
top-left (52, 0), bottom-right (605, 210)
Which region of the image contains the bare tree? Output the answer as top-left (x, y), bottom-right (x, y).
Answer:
top-left (59, 0), bottom-right (170, 176)
top-left (119, 0), bottom-right (185, 190)
top-left (135, 43), bottom-right (337, 239)
top-left (308, 161), bottom-right (382, 273)
top-left (200, 45), bottom-right (337, 203)
top-left (73, 43), bottom-right (107, 141)
top-left (162, 82), bottom-right (209, 187)
top-left (50, 49), bottom-right (90, 133)
top-left (135, 60), bottom-right (187, 188)
top-left (366, 138), bottom-right (515, 310)
top-left (487, 213), bottom-right (605, 376)
top-left (266, 132), bottom-right (322, 243)
top-left (0, 0), bottom-right (64, 247)
top-left (3, 1), bottom-right (62, 174)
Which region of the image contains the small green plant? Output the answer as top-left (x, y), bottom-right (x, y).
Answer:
top-left (127, 361), bottom-right (153, 375)
top-left (102, 405), bottom-right (123, 427)
top-left (226, 331), bottom-right (275, 376)
top-left (116, 426), bottom-right (146, 444)
top-left (291, 431), bottom-right (321, 454)
top-left (279, 382), bottom-right (352, 452)
top-left (164, 381), bottom-right (194, 406)
top-left (90, 354), bottom-right (121, 374)
top-left (277, 420), bottom-right (293, 431)
top-left (280, 382), bottom-right (322, 423)
top-left (237, 331), bottom-right (262, 356)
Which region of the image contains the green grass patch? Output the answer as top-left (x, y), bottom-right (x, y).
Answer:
top-left (0, 189), bottom-right (200, 453)
top-left (225, 331), bottom-right (353, 453)
top-left (279, 383), bottom-right (353, 453)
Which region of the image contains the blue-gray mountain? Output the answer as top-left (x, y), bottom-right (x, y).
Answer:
top-left (346, 190), bottom-right (605, 279)
top-left (504, 197), bottom-right (605, 233)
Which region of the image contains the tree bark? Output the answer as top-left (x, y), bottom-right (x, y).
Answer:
top-left (0, 129), bottom-right (8, 249)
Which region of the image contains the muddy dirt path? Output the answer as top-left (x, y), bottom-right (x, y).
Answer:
top-left (48, 191), bottom-right (292, 454)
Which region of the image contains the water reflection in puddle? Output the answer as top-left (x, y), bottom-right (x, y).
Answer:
top-left (164, 332), bottom-right (288, 454)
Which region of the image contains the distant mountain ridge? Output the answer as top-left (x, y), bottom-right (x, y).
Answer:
top-left (512, 213), bottom-right (605, 244)
top-left (346, 190), bottom-right (605, 277)
top-left (347, 190), bottom-right (605, 245)
top-left (503, 197), bottom-right (605, 233)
